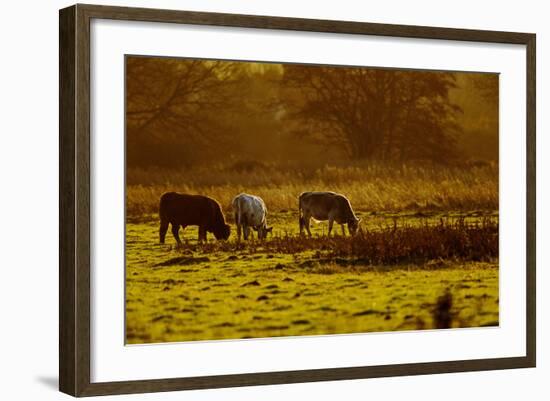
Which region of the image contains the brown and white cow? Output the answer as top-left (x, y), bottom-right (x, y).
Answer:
top-left (299, 191), bottom-right (360, 237)
top-left (159, 192), bottom-right (230, 245)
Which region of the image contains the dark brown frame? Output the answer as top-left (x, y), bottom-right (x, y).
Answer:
top-left (59, 3), bottom-right (536, 397)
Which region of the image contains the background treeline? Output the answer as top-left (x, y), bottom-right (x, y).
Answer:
top-left (126, 57), bottom-right (498, 170)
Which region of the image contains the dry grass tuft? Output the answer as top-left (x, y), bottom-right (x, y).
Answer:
top-left (177, 218), bottom-right (497, 266)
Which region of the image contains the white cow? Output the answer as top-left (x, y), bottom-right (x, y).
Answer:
top-left (232, 193), bottom-right (272, 240)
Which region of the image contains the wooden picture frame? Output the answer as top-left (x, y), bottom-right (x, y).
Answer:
top-left (59, 3), bottom-right (536, 397)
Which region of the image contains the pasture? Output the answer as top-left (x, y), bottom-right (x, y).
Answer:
top-left (124, 57), bottom-right (500, 344)
top-left (126, 205), bottom-right (499, 344)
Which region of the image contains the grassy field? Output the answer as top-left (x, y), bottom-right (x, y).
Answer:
top-left (126, 210), bottom-right (499, 344)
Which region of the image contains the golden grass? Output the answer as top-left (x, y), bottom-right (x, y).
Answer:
top-left (126, 162), bottom-right (498, 217)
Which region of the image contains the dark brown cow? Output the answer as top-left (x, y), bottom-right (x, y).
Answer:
top-left (299, 191), bottom-right (360, 237)
top-left (159, 192), bottom-right (230, 245)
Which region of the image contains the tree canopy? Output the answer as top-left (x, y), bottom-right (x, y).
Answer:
top-left (125, 57), bottom-right (497, 169)
top-left (280, 66), bottom-right (462, 163)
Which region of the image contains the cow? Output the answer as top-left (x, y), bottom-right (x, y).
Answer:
top-left (232, 193), bottom-right (272, 240)
top-left (298, 191), bottom-right (360, 237)
top-left (159, 192), bottom-right (230, 245)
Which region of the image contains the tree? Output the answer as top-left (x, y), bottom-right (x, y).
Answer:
top-left (126, 57), bottom-right (243, 167)
top-left (470, 73), bottom-right (499, 107)
top-left (280, 65), bottom-right (462, 163)
top-left (449, 73), bottom-right (499, 162)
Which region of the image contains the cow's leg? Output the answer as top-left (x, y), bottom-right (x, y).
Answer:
top-left (171, 224), bottom-right (182, 245)
top-left (159, 219), bottom-right (169, 244)
top-left (243, 225), bottom-right (250, 240)
top-left (328, 218), bottom-right (334, 236)
top-left (341, 224), bottom-right (346, 236)
top-left (304, 214), bottom-right (312, 237)
top-left (235, 215), bottom-right (242, 242)
top-left (198, 226), bottom-right (207, 242)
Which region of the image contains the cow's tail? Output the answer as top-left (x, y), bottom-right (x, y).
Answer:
top-left (159, 193), bottom-right (170, 244)
top-left (232, 196), bottom-right (243, 241)
top-left (298, 194), bottom-right (305, 233)
top-left (232, 196), bottom-right (241, 226)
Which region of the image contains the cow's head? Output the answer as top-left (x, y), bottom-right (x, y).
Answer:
top-left (261, 226), bottom-right (273, 239)
top-left (347, 217), bottom-right (361, 235)
top-left (213, 223), bottom-right (231, 240)
top-left (255, 225), bottom-right (273, 239)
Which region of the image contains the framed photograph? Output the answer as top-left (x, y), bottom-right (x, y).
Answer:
top-left (59, 4), bottom-right (536, 397)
